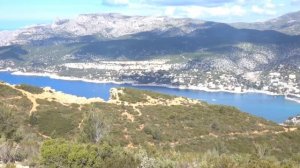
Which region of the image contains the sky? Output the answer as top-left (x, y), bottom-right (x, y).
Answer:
top-left (1, 0), bottom-right (300, 30)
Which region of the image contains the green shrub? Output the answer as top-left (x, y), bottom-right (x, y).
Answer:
top-left (40, 139), bottom-right (139, 168)
top-left (15, 84), bottom-right (44, 94)
top-left (0, 85), bottom-right (22, 97)
top-left (143, 125), bottom-right (162, 141)
top-left (118, 88), bottom-right (174, 103)
top-left (33, 110), bottom-right (76, 138)
top-left (0, 106), bottom-right (18, 140)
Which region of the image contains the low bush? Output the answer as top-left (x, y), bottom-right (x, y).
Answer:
top-left (40, 139), bottom-right (139, 168)
top-left (15, 84), bottom-right (44, 94)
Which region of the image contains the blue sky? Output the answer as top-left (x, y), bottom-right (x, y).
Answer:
top-left (1, 0), bottom-right (300, 30)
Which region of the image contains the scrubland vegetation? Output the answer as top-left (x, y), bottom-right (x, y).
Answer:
top-left (0, 83), bottom-right (300, 167)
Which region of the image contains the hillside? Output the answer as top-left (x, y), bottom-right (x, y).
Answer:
top-left (0, 83), bottom-right (300, 167)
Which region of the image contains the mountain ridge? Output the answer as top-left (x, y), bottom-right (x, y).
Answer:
top-left (0, 13), bottom-right (207, 46)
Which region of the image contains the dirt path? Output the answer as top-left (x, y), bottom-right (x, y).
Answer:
top-left (214, 127), bottom-right (298, 138)
top-left (132, 105), bottom-right (142, 116)
top-left (13, 88), bottom-right (39, 114)
top-left (180, 127), bottom-right (299, 145)
top-left (38, 132), bottom-right (51, 139)
top-left (282, 127), bottom-right (298, 133)
top-left (167, 127), bottom-right (300, 148)
top-left (109, 88), bottom-right (200, 120)
top-left (10, 85), bottom-right (104, 114)
top-left (78, 119), bottom-right (85, 129)
top-left (122, 111), bottom-right (135, 122)
top-left (226, 127), bottom-right (298, 137)
top-left (109, 88), bottom-right (200, 107)
top-left (2, 96), bottom-right (23, 100)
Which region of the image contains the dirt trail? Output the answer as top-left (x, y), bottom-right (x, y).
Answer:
top-left (227, 127), bottom-right (298, 137)
top-left (13, 88), bottom-right (39, 114)
top-left (122, 127), bottom-right (137, 149)
top-left (222, 127), bottom-right (297, 137)
top-left (78, 119), bottom-right (85, 129)
top-left (138, 124), bottom-right (145, 131)
top-left (122, 111), bottom-right (135, 122)
top-left (193, 127), bottom-right (299, 139)
top-left (10, 85), bottom-right (104, 114)
top-left (109, 88), bottom-right (201, 124)
top-left (170, 127), bottom-right (299, 148)
top-left (131, 96), bottom-right (200, 107)
top-left (126, 142), bottom-right (137, 149)
top-left (3, 96), bottom-right (23, 100)
top-left (109, 88), bottom-right (200, 107)
top-left (38, 132), bottom-right (51, 139)
top-left (132, 105), bottom-right (142, 116)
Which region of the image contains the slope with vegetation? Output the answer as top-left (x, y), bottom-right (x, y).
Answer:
top-left (0, 83), bottom-right (299, 167)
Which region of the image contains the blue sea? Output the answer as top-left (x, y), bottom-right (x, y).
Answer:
top-left (0, 71), bottom-right (299, 123)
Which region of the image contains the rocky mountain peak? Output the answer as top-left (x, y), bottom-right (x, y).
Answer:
top-left (0, 13), bottom-right (207, 46)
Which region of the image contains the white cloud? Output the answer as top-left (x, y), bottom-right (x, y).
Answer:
top-left (165, 7), bottom-right (176, 16)
top-left (231, 5), bottom-right (246, 16)
top-left (236, 0), bottom-right (246, 4)
top-left (251, 0), bottom-right (277, 16)
top-left (102, 0), bottom-right (129, 6)
top-left (177, 5), bottom-right (246, 18)
top-left (265, 0), bottom-right (275, 9)
top-left (99, 0), bottom-right (286, 22)
top-left (251, 5), bottom-right (264, 14)
top-left (144, 0), bottom-right (239, 7)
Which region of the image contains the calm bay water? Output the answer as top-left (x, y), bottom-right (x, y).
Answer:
top-left (0, 71), bottom-right (299, 123)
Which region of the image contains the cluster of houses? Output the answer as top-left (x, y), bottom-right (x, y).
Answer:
top-left (266, 72), bottom-right (299, 95)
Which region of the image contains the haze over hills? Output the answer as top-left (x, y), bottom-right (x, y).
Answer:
top-left (0, 11), bottom-right (299, 100)
top-left (0, 13), bottom-right (205, 46)
top-left (232, 11), bottom-right (300, 36)
top-left (1, 12), bottom-right (300, 46)
top-left (2, 11), bottom-right (300, 46)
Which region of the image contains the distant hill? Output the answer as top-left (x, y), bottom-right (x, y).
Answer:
top-left (0, 14), bottom-right (300, 75)
top-left (0, 13), bottom-right (300, 73)
top-left (232, 11), bottom-right (300, 36)
top-left (0, 83), bottom-right (299, 167)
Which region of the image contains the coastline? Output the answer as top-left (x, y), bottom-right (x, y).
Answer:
top-left (3, 70), bottom-right (300, 104)
top-left (0, 82), bottom-right (105, 104)
top-left (286, 96), bottom-right (300, 104)
top-left (11, 71), bottom-right (132, 85)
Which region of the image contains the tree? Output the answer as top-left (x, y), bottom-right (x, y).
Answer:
top-left (81, 111), bottom-right (109, 143)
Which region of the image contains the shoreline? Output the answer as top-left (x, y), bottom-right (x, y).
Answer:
top-left (0, 82), bottom-right (105, 104)
top-left (11, 71), bottom-right (132, 85)
top-left (286, 96), bottom-right (300, 104)
top-left (3, 70), bottom-right (300, 104)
